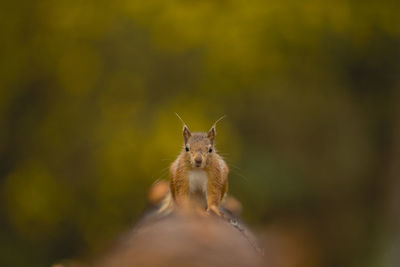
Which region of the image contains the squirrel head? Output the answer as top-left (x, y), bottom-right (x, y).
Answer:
top-left (176, 115), bottom-right (225, 169)
top-left (182, 125), bottom-right (215, 169)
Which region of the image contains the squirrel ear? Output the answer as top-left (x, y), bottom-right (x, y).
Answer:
top-left (208, 126), bottom-right (216, 143)
top-left (183, 125), bottom-right (191, 144)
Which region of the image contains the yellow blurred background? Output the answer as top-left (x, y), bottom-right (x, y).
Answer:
top-left (0, 0), bottom-right (399, 266)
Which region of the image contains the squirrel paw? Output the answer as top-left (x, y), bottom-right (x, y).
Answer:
top-left (207, 205), bottom-right (223, 217)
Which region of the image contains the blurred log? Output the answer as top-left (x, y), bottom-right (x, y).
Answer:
top-left (95, 211), bottom-right (263, 267)
top-left (54, 182), bottom-right (263, 267)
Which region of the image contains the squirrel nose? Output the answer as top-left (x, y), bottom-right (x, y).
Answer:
top-left (194, 156), bottom-right (202, 165)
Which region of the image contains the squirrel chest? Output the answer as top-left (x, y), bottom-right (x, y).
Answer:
top-left (188, 169), bottom-right (208, 194)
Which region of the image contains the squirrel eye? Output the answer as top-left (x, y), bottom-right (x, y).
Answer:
top-left (208, 147), bottom-right (213, 153)
top-left (185, 146), bottom-right (189, 152)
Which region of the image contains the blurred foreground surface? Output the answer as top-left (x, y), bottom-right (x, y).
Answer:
top-left (96, 212), bottom-right (263, 267)
top-left (1, 0), bottom-right (400, 266)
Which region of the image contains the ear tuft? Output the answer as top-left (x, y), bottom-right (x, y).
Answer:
top-left (208, 127), bottom-right (216, 143)
top-left (183, 125), bottom-right (191, 144)
top-left (207, 115), bottom-right (225, 143)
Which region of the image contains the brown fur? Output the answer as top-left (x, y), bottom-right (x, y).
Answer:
top-left (169, 126), bottom-right (229, 216)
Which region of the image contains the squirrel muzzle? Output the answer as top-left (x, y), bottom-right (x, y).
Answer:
top-left (194, 155), bottom-right (203, 167)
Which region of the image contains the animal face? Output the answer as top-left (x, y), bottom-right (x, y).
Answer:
top-left (183, 127), bottom-right (215, 169)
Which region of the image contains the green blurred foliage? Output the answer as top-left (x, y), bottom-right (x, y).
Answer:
top-left (0, 0), bottom-right (399, 266)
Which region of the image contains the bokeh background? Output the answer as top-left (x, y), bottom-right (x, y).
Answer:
top-left (1, 1), bottom-right (400, 266)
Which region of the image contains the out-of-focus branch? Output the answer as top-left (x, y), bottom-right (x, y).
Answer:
top-left (53, 182), bottom-right (263, 267)
top-left (95, 212), bottom-right (264, 267)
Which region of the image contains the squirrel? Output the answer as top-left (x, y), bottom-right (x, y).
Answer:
top-left (159, 115), bottom-right (229, 216)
